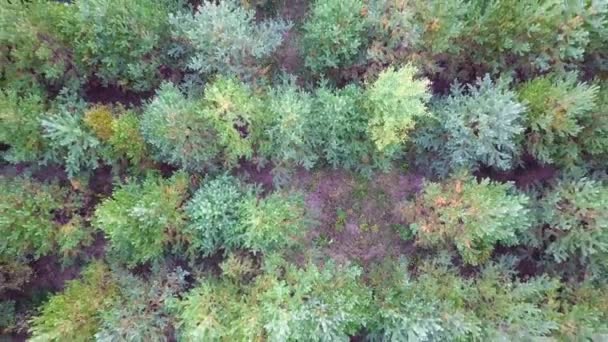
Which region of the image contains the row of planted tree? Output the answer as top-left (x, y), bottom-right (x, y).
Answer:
top-left (2, 0), bottom-right (608, 340)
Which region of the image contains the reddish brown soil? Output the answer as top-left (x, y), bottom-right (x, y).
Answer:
top-left (279, 0), bottom-right (309, 22)
top-left (477, 156), bottom-right (557, 188)
top-left (84, 78), bottom-right (153, 107)
top-left (1, 332), bottom-right (27, 342)
top-left (0, 163), bottom-right (26, 178)
top-left (4, 236), bottom-right (107, 302)
top-left (274, 29), bottom-right (304, 76)
top-left (88, 165), bottom-right (114, 198)
top-left (157, 162), bottom-right (180, 178)
top-left (187, 0), bottom-right (202, 9)
top-left (0, 163), bottom-right (68, 184)
top-left (271, 0), bottom-right (308, 76)
top-left (292, 169), bottom-right (423, 268)
top-left (31, 165), bottom-right (69, 184)
top-left (492, 244), bottom-right (545, 279)
top-left (235, 160), bottom-right (276, 194)
top-left (24, 257), bottom-right (81, 294)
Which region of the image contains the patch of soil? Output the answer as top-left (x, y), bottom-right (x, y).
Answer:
top-left (375, 171), bottom-right (424, 202)
top-left (154, 163), bottom-right (179, 178)
top-left (492, 245), bottom-right (545, 279)
top-left (84, 78), bottom-right (153, 107)
top-left (19, 257), bottom-right (80, 297)
top-left (32, 165), bottom-right (69, 184)
top-left (84, 233), bottom-right (108, 261)
top-left (279, 0), bottom-right (309, 23)
top-left (187, 0), bottom-right (202, 10)
top-left (0, 163), bottom-right (27, 178)
top-left (187, 250), bottom-right (228, 280)
top-left (516, 257), bottom-right (542, 279)
top-left (88, 165), bottom-right (114, 198)
top-left (274, 29), bottom-right (304, 76)
top-left (0, 163), bottom-right (68, 185)
top-left (8, 235), bottom-right (107, 302)
top-left (270, 0), bottom-right (308, 77)
top-left (1, 236), bottom-right (106, 340)
top-left (293, 169), bottom-right (422, 268)
top-left (478, 156), bottom-right (557, 188)
top-left (235, 160), bottom-right (275, 194)
top-left (74, 165), bottom-right (115, 220)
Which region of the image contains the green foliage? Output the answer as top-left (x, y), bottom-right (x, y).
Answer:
top-left (363, 0), bottom-right (470, 81)
top-left (1, 0), bottom-right (180, 92)
top-left (42, 111), bottom-right (105, 178)
top-left (335, 208), bottom-right (348, 232)
top-left (65, 0), bottom-right (177, 91)
top-left (56, 216), bottom-right (94, 262)
top-left (261, 67), bottom-right (430, 176)
top-left (176, 276), bottom-right (262, 340)
top-left (579, 83), bottom-right (608, 162)
top-left (302, 0), bottom-right (366, 72)
top-left (96, 266), bottom-right (188, 342)
top-left (261, 78), bottom-right (318, 178)
top-left (186, 176), bottom-right (307, 257)
top-left (557, 283), bottom-right (608, 339)
top-left (141, 82), bottom-right (217, 171)
top-left (409, 0), bottom-right (469, 58)
top-left (29, 262), bottom-right (118, 342)
top-left (0, 300), bottom-right (16, 333)
top-left (200, 76), bottom-right (263, 167)
top-left (240, 192), bottom-right (307, 254)
top-left (519, 73), bottom-right (599, 168)
top-left (93, 173), bottom-right (187, 266)
top-left (170, 0), bottom-right (290, 81)
top-left (31, 262), bottom-right (188, 342)
top-left (260, 261), bottom-right (371, 341)
top-left (1, 261), bottom-right (32, 335)
top-left (108, 110), bottom-right (149, 166)
top-left (0, 176), bottom-right (84, 262)
top-left (364, 0), bottom-right (418, 71)
top-left (3, 0), bottom-right (608, 339)
top-left (364, 65), bottom-right (431, 154)
top-left (369, 257), bottom-right (564, 341)
top-left (403, 174), bottom-right (531, 265)
top-left (398, 0), bottom-right (607, 83)
top-left (0, 0), bottom-right (78, 91)
top-left (538, 178), bottom-right (608, 279)
top-left (219, 253), bottom-right (257, 282)
top-left (142, 78), bottom-right (262, 171)
top-left (82, 104), bottom-right (152, 169)
top-left (463, 0), bottom-right (592, 73)
top-left (185, 174), bottom-right (252, 256)
top-left (177, 260), bottom-right (371, 341)
top-left (83, 105), bottom-right (115, 141)
top-left (416, 75), bottom-right (526, 176)
top-left (584, 1), bottom-right (608, 77)
top-left (262, 79), bottom-right (317, 164)
top-left (309, 84), bottom-right (378, 173)
top-left (41, 94), bottom-right (112, 178)
top-left (0, 89), bottom-right (46, 163)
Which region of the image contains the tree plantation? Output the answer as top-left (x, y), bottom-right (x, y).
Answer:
top-left (1, 0), bottom-right (608, 340)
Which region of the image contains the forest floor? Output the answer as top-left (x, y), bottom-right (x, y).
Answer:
top-left (0, 1), bottom-right (561, 339)
top-left (0, 158), bottom-right (556, 299)
top-left (293, 169), bottom-right (421, 267)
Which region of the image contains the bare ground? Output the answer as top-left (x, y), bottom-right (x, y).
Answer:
top-left (477, 155), bottom-right (558, 189)
top-left (272, 0), bottom-right (308, 76)
top-left (290, 169), bottom-right (423, 268)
